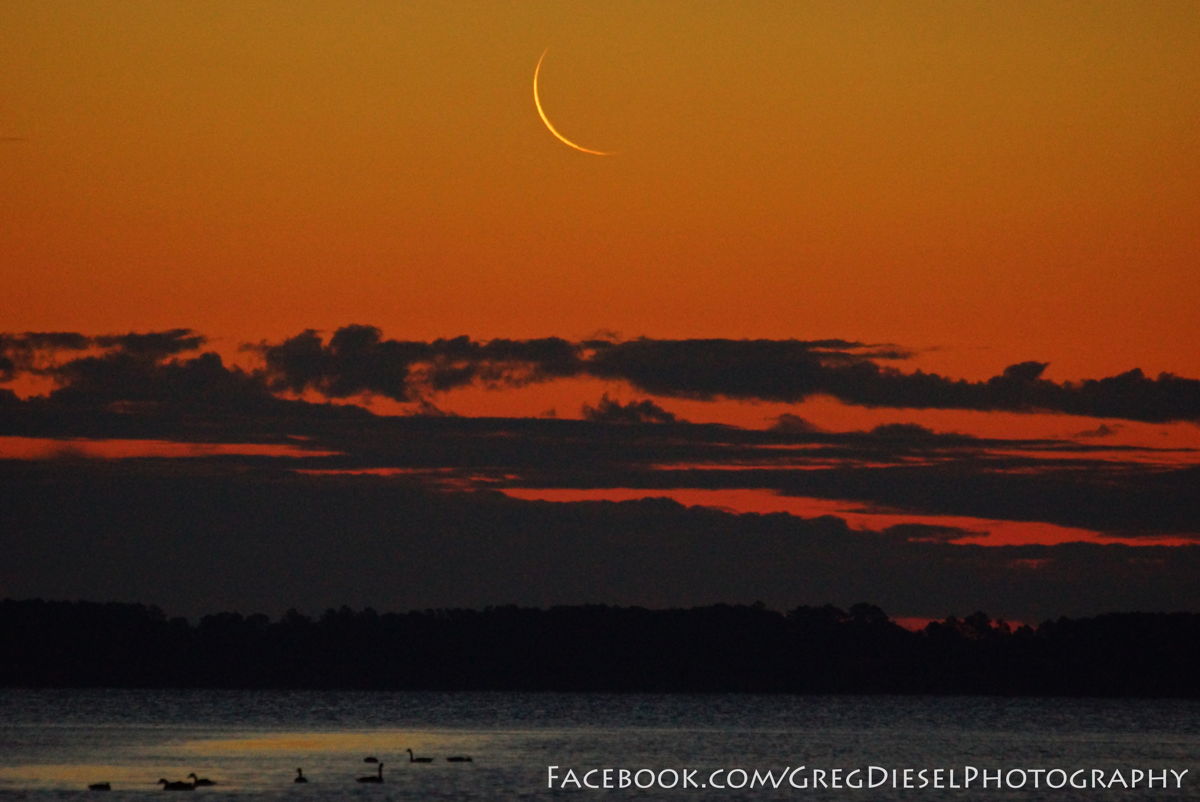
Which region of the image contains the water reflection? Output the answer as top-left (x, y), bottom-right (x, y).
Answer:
top-left (1, 691), bottom-right (1197, 799)
top-left (182, 729), bottom-right (468, 755)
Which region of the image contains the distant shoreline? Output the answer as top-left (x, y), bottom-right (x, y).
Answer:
top-left (3, 599), bottom-right (1198, 697)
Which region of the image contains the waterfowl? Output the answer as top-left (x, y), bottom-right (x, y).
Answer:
top-left (294, 768), bottom-right (308, 783)
top-left (87, 782), bottom-right (111, 791)
top-left (405, 749), bottom-right (432, 764)
top-left (157, 778), bottom-right (195, 791)
top-left (187, 773), bottom-right (216, 787)
top-left (363, 756), bottom-right (378, 763)
top-left (446, 756), bottom-right (473, 762)
top-left (356, 763), bottom-right (383, 783)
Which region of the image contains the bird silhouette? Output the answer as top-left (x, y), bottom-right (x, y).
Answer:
top-left (157, 778), bottom-right (195, 791)
top-left (294, 768), bottom-right (308, 783)
top-left (363, 756), bottom-right (378, 763)
top-left (187, 773), bottom-right (216, 787)
top-left (406, 749), bottom-right (433, 764)
top-left (356, 763), bottom-right (384, 783)
top-left (446, 756), bottom-right (473, 762)
top-left (87, 782), bottom-right (111, 790)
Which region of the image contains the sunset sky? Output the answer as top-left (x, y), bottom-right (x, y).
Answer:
top-left (5, 1), bottom-right (1199, 372)
top-left (3, 2), bottom-right (1198, 621)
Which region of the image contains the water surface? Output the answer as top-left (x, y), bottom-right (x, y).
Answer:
top-left (1, 690), bottom-right (1195, 799)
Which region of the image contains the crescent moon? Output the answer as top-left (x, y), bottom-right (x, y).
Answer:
top-left (533, 49), bottom-right (614, 156)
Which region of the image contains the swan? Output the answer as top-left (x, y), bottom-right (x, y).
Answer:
top-left (294, 768), bottom-right (308, 783)
top-left (356, 763), bottom-right (384, 783)
top-left (446, 756), bottom-right (473, 762)
top-left (87, 782), bottom-right (111, 790)
top-left (157, 778), bottom-right (195, 791)
top-left (405, 749), bottom-right (432, 763)
top-left (363, 756), bottom-right (379, 763)
top-left (187, 773), bottom-right (216, 787)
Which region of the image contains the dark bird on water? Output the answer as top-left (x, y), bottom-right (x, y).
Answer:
top-left (446, 756), bottom-right (473, 762)
top-left (294, 768), bottom-right (308, 783)
top-left (406, 749), bottom-right (433, 763)
top-left (187, 773), bottom-right (216, 787)
top-left (363, 756), bottom-right (378, 763)
top-left (157, 778), bottom-right (195, 791)
top-left (87, 782), bottom-right (111, 790)
top-left (356, 763), bottom-right (384, 783)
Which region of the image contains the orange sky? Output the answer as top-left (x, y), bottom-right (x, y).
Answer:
top-left (3, 1), bottom-right (1198, 382)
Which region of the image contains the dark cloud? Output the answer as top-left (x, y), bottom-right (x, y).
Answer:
top-left (881, 523), bottom-right (984, 543)
top-left (1001, 361), bottom-right (1049, 382)
top-left (0, 329), bottom-right (202, 375)
top-left (1075, 423), bottom-right (1122, 438)
top-left (581, 394), bottom-right (679, 424)
top-left (769, 414), bottom-right (822, 434)
top-left (0, 331), bottom-right (92, 374)
top-left (2, 329), bottom-right (392, 426)
top-left (864, 422), bottom-right (974, 442)
top-left (260, 326), bottom-right (419, 399)
top-left (586, 341), bottom-right (1200, 423)
top-left (15, 327), bottom-right (1196, 422)
top-left (2, 393), bottom-right (1196, 622)
top-left (258, 326), bottom-right (580, 401)
top-left (3, 326), bottom-right (1197, 544)
top-left (93, 328), bottom-right (205, 358)
top-left (2, 461), bottom-right (1196, 621)
top-left (584, 338), bottom-right (904, 402)
top-left (507, 456), bottom-right (1200, 538)
top-left (254, 332), bottom-right (904, 403)
top-left (251, 329), bottom-right (1200, 423)
top-left (49, 351), bottom-right (277, 414)
top-left (1, 333), bottom-right (369, 430)
top-left (5, 370), bottom-right (1194, 538)
top-left (0, 332), bottom-right (92, 351)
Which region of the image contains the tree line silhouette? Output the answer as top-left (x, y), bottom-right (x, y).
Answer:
top-left (3, 598), bottom-right (1198, 696)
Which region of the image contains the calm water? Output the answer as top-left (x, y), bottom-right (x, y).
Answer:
top-left (0, 690), bottom-right (1196, 800)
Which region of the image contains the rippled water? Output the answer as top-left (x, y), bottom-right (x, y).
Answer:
top-left (0, 690), bottom-right (1196, 800)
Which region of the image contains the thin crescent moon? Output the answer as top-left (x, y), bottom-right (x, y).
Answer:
top-left (533, 49), bottom-right (614, 156)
